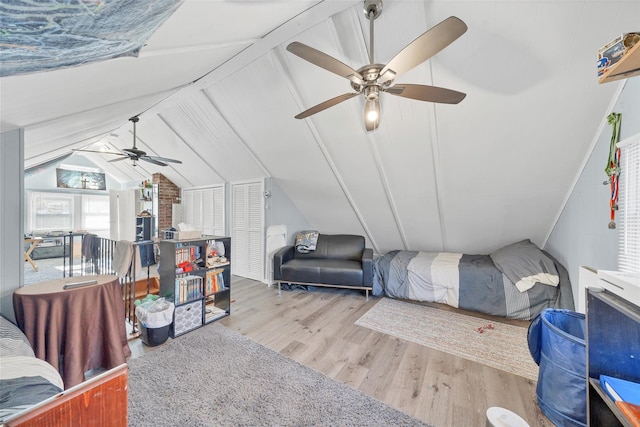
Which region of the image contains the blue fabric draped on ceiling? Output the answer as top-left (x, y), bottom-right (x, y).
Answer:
top-left (0, 0), bottom-right (181, 77)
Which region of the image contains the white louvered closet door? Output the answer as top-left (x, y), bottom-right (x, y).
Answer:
top-left (191, 189), bottom-right (203, 229)
top-left (232, 181), bottom-right (264, 281)
top-left (182, 186), bottom-right (225, 236)
top-left (202, 186), bottom-right (225, 236)
top-left (182, 189), bottom-right (196, 226)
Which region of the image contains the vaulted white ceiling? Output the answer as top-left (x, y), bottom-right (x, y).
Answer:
top-left (2, 0), bottom-right (638, 255)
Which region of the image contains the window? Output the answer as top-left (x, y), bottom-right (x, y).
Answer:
top-left (82, 194), bottom-right (110, 232)
top-left (618, 134), bottom-right (640, 274)
top-left (27, 191), bottom-right (110, 236)
top-left (29, 192), bottom-right (74, 232)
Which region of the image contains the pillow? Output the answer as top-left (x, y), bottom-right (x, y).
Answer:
top-left (490, 240), bottom-right (559, 292)
top-left (295, 230), bottom-right (319, 254)
top-left (0, 356), bottom-right (64, 390)
top-left (0, 316), bottom-right (34, 358)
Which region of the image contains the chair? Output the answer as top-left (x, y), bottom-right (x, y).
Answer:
top-left (265, 225), bottom-right (287, 286)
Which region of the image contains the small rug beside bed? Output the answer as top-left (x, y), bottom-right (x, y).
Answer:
top-left (355, 298), bottom-right (538, 382)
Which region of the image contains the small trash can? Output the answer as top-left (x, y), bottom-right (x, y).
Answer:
top-left (139, 323), bottom-right (171, 346)
top-left (135, 297), bottom-right (174, 347)
top-left (528, 309), bottom-right (586, 427)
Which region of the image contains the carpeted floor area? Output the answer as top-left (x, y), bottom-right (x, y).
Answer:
top-left (23, 256), bottom-right (72, 285)
top-left (355, 297), bottom-right (538, 381)
top-left (127, 322), bottom-right (431, 427)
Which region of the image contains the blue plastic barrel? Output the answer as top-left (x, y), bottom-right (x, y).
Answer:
top-left (527, 309), bottom-right (586, 427)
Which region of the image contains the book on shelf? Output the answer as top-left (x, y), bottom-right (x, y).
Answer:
top-left (174, 275), bottom-right (203, 304)
top-left (600, 375), bottom-right (640, 406)
top-left (205, 268), bottom-right (225, 294)
top-left (616, 401), bottom-right (640, 427)
top-left (174, 244), bottom-right (200, 264)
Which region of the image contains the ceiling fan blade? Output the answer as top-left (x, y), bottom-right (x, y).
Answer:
top-left (385, 84), bottom-right (466, 104)
top-left (379, 16), bottom-right (467, 83)
top-left (108, 156), bottom-right (130, 163)
top-left (287, 42), bottom-right (365, 86)
top-left (140, 157), bottom-right (168, 167)
top-left (146, 155), bottom-right (182, 164)
top-left (295, 92), bottom-right (360, 119)
top-left (72, 148), bottom-right (125, 156)
top-left (123, 147), bottom-right (146, 157)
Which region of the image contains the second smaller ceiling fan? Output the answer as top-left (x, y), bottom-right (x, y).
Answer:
top-left (74, 116), bottom-right (182, 167)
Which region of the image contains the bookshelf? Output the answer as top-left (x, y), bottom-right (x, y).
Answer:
top-left (159, 236), bottom-right (231, 337)
top-left (586, 288), bottom-right (640, 426)
top-left (135, 216), bottom-right (153, 242)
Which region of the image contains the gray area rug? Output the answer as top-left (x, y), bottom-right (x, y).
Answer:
top-left (127, 322), bottom-right (430, 427)
top-left (356, 298), bottom-right (538, 381)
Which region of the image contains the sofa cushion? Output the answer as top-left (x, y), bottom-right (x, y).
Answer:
top-left (294, 234), bottom-right (364, 261)
top-left (281, 259), bottom-right (364, 287)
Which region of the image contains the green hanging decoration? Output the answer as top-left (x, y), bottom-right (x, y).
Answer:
top-left (605, 112), bottom-right (621, 229)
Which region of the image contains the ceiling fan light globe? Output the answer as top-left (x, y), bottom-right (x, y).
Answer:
top-left (364, 98), bottom-right (380, 131)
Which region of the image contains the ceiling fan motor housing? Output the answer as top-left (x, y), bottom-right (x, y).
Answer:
top-left (351, 64), bottom-right (387, 92)
top-left (364, 85), bottom-right (380, 101)
top-left (363, 0), bottom-right (382, 20)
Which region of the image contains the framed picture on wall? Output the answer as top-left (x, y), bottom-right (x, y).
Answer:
top-left (56, 169), bottom-right (106, 190)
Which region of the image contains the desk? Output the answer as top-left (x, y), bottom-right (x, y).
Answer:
top-left (24, 237), bottom-right (42, 271)
top-left (13, 275), bottom-right (131, 389)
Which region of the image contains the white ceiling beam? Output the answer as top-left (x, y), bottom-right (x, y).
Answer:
top-left (200, 89), bottom-right (271, 178)
top-left (156, 113), bottom-right (227, 183)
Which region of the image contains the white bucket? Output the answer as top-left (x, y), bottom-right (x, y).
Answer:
top-left (486, 407), bottom-right (530, 427)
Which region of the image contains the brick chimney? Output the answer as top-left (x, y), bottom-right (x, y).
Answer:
top-left (152, 173), bottom-right (180, 233)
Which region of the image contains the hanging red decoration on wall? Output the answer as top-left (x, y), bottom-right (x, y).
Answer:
top-left (605, 112), bottom-right (622, 229)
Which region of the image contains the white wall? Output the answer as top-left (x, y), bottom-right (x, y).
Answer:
top-left (546, 78), bottom-right (640, 305)
top-left (265, 178), bottom-right (313, 245)
top-left (0, 129), bottom-right (24, 322)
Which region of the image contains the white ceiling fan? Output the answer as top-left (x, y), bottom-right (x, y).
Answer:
top-left (74, 116), bottom-right (182, 167)
top-left (287, 0), bottom-right (467, 131)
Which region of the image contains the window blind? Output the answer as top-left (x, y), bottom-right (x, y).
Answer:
top-left (618, 134), bottom-right (640, 274)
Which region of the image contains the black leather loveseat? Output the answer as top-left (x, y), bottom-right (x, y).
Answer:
top-left (273, 234), bottom-right (374, 297)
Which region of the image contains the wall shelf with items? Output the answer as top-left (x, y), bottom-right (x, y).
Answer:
top-left (159, 236), bottom-right (231, 337)
top-left (137, 182), bottom-right (154, 214)
top-left (136, 180), bottom-right (157, 239)
top-left (599, 41), bottom-right (640, 83)
top-left (586, 288), bottom-right (640, 426)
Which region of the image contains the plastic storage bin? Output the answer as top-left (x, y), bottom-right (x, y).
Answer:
top-left (528, 309), bottom-right (586, 427)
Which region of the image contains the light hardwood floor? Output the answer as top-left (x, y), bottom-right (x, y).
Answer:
top-left (130, 276), bottom-right (553, 426)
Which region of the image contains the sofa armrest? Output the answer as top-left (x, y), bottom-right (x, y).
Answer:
top-left (273, 245), bottom-right (294, 281)
top-left (362, 248), bottom-right (373, 287)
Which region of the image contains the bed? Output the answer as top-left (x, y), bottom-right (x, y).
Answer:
top-left (0, 315), bottom-right (128, 426)
top-left (372, 240), bottom-right (575, 320)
